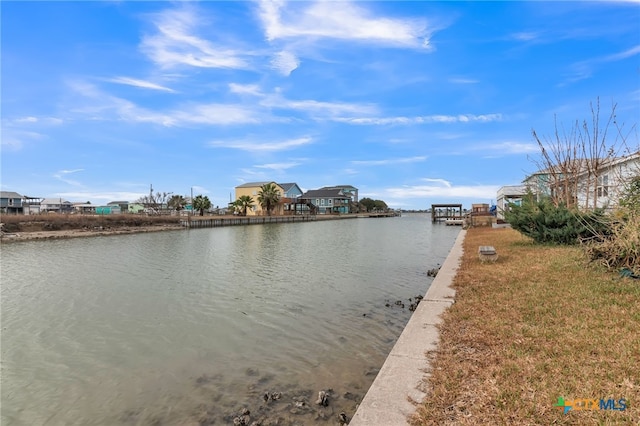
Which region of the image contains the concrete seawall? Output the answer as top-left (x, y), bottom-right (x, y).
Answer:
top-left (349, 229), bottom-right (466, 425)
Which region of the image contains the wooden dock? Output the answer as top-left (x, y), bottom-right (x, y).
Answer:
top-left (431, 204), bottom-right (464, 223)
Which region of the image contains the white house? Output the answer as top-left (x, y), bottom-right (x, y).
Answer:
top-left (495, 185), bottom-right (527, 219)
top-left (521, 151), bottom-right (639, 212)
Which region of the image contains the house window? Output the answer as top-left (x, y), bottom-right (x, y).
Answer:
top-left (8, 198), bottom-right (14, 206)
top-left (328, 199), bottom-right (332, 205)
top-left (597, 175), bottom-right (609, 198)
top-left (320, 199), bottom-right (325, 206)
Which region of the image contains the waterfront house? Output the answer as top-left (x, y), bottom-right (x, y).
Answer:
top-left (41, 198), bottom-right (73, 213)
top-left (278, 183), bottom-right (305, 214)
top-left (72, 202), bottom-right (96, 214)
top-left (496, 185), bottom-right (527, 219)
top-left (234, 182), bottom-right (285, 216)
top-left (299, 188), bottom-right (351, 214)
top-left (320, 185), bottom-right (359, 203)
top-left (108, 201), bottom-right (130, 213)
top-left (0, 191), bottom-right (23, 214)
top-left (523, 151), bottom-right (639, 212)
top-left (22, 195), bottom-right (43, 215)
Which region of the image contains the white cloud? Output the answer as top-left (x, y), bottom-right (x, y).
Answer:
top-left (422, 178), bottom-right (452, 187)
top-left (229, 83), bottom-right (263, 96)
top-left (108, 76), bottom-right (176, 93)
top-left (385, 180), bottom-right (499, 200)
top-left (351, 156), bottom-right (427, 166)
top-left (53, 169), bottom-right (85, 187)
top-left (172, 104), bottom-right (263, 125)
top-left (602, 44), bottom-right (640, 62)
top-left (209, 136), bottom-right (313, 152)
top-left (0, 129), bottom-right (45, 150)
top-left (259, 0), bottom-right (432, 48)
top-left (15, 116), bottom-right (38, 123)
top-left (140, 7), bottom-right (249, 69)
top-left (69, 81), bottom-right (264, 126)
top-left (562, 44), bottom-right (640, 86)
top-left (254, 161), bottom-right (301, 170)
top-left (56, 191), bottom-right (148, 203)
top-left (270, 50), bottom-right (300, 76)
top-left (335, 113), bottom-right (502, 125)
top-left (483, 141), bottom-right (539, 154)
top-left (262, 94), bottom-right (378, 117)
top-left (8, 116), bottom-right (63, 125)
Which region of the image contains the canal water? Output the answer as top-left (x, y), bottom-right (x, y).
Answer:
top-left (1, 214), bottom-right (459, 425)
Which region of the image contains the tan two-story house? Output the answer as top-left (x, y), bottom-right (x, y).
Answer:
top-left (234, 182), bottom-right (285, 216)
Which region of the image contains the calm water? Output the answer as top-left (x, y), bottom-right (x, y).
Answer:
top-left (1, 214), bottom-right (459, 425)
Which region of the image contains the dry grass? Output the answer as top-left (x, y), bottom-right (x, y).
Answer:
top-left (0, 213), bottom-right (181, 232)
top-left (411, 227), bottom-right (639, 425)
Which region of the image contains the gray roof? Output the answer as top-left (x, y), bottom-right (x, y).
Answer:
top-left (279, 183), bottom-right (296, 191)
top-left (236, 181), bottom-right (273, 188)
top-left (300, 189), bottom-right (349, 199)
top-left (41, 198), bottom-right (71, 205)
top-left (320, 185), bottom-right (357, 191)
top-left (0, 191), bottom-right (23, 199)
top-left (279, 182), bottom-right (302, 193)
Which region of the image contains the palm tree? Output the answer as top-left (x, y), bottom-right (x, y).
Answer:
top-left (168, 195), bottom-right (187, 211)
top-left (257, 183), bottom-right (281, 216)
top-left (236, 195), bottom-right (255, 216)
top-left (193, 195), bottom-right (212, 216)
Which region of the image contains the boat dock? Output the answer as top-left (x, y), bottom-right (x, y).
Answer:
top-left (431, 204), bottom-right (464, 223)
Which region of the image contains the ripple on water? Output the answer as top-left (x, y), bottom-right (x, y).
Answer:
top-left (1, 215), bottom-right (459, 425)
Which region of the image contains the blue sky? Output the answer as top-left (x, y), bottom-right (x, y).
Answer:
top-left (2, 1), bottom-right (639, 209)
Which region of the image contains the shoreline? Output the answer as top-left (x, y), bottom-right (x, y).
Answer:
top-left (349, 228), bottom-right (466, 425)
top-left (1, 212), bottom-right (399, 243)
top-left (0, 224), bottom-right (185, 243)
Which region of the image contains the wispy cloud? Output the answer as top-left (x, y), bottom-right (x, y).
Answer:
top-left (258, 0), bottom-right (433, 49)
top-left (510, 31), bottom-right (540, 42)
top-left (262, 94), bottom-right (378, 117)
top-left (483, 141), bottom-right (539, 154)
top-left (351, 156), bottom-right (427, 166)
top-left (449, 77), bottom-right (478, 84)
top-left (562, 44), bottom-right (640, 85)
top-left (385, 178), bottom-right (499, 200)
top-left (208, 136), bottom-right (314, 152)
top-left (335, 113), bottom-right (503, 125)
top-left (56, 191), bottom-right (147, 202)
top-left (53, 169), bottom-right (85, 187)
top-left (140, 7), bottom-right (250, 69)
top-left (69, 81), bottom-right (265, 126)
top-left (254, 161), bottom-right (301, 171)
top-left (270, 50), bottom-right (300, 76)
top-left (107, 76), bottom-right (176, 93)
top-left (422, 178), bottom-right (451, 187)
top-left (229, 83), bottom-right (263, 96)
top-left (0, 129), bottom-right (45, 150)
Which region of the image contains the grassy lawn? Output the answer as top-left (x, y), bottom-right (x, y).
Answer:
top-left (412, 227), bottom-right (639, 425)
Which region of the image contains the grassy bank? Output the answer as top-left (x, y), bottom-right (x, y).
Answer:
top-left (0, 213), bottom-right (181, 233)
top-left (412, 227), bottom-right (639, 425)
